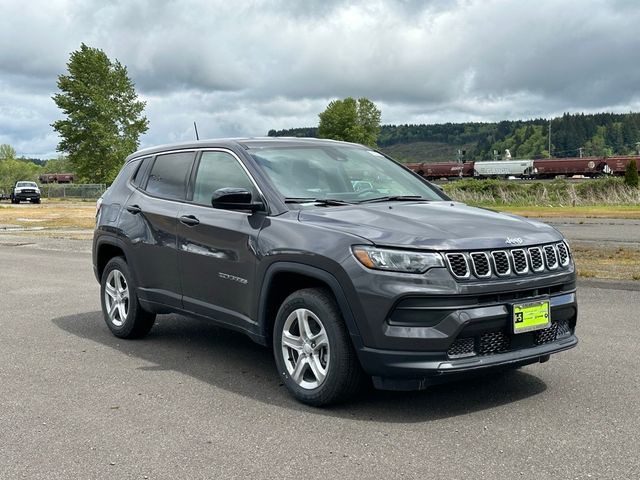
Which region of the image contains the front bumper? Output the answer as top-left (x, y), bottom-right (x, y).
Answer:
top-left (360, 334), bottom-right (577, 390)
top-left (353, 286), bottom-right (578, 389)
top-left (14, 191), bottom-right (40, 200)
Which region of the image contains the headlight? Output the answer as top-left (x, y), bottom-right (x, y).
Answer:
top-left (352, 246), bottom-right (444, 274)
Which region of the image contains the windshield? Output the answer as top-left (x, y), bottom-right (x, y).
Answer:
top-left (249, 145), bottom-right (447, 203)
top-left (17, 182), bottom-right (37, 188)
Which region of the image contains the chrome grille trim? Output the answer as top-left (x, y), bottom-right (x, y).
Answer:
top-left (544, 245), bottom-right (559, 270)
top-left (470, 252), bottom-right (492, 278)
top-left (556, 242), bottom-right (570, 267)
top-left (528, 247), bottom-right (545, 272)
top-left (511, 248), bottom-right (529, 274)
top-left (491, 250), bottom-right (511, 276)
top-left (445, 243), bottom-right (571, 280)
top-left (445, 253), bottom-right (470, 279)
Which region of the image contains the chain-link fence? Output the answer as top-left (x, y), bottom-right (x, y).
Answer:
top-left (0, 184), bottom-right (107, 200)
top-left (42, 184), bottom-right (107, 199)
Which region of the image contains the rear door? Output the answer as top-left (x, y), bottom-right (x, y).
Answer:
top-left (177, 149), bottom-right (266, 329)
top-left (122, 150), bottom-right (196, 308)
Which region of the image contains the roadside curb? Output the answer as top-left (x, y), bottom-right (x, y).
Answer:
top-left (577, 278), bottom-right (640, 291)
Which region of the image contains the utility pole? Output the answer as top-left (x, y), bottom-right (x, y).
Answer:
top-left (636, 142), bottom-right (640, 155)
top-left (578, 147), bottom-right (583, 158)
top-left (548, 121), bottom-right (552, 158)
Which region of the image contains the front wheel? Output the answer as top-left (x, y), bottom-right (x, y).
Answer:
top-left (100, 256), bottom-right (156, 339)
top-left (273, 288), bottom-right (365, 406)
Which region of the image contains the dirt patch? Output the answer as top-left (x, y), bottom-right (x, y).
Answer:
top-left (573, 245), bottom-right (640, 281)
top-left (0, 201), bottom-right (96, 229)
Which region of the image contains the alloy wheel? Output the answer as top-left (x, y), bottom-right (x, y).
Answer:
top-left (104, 269), bottom-right (130, 327)
top-left (281, 308), bottom-right (330, 389)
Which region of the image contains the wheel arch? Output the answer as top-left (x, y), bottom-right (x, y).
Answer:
top-left (257, 262), bottom-right (363, 348)
top-left (95, 237), bottom-right (128, 281)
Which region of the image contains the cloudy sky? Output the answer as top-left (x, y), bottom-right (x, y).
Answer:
top-left (1, 0), bottom-right (640, 158)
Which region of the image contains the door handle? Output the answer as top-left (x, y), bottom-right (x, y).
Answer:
top-left (180, 215), bottom-right (200, 227)
top-left (126, 204), bottom-right (142, 214)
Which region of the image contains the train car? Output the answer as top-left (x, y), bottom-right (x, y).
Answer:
top-left (473, 160), bottom-right (536, 178)
top-left (533, 158), bottom-right (607, 178)
top-left (603, 156), bottom-right (640, 175)
top-left (408, 161), bottom-right (474, 180)
top-left (39, 173), bottom-right (75, 184)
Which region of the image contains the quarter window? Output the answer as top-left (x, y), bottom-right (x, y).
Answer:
top-left (145, 152), bottom-right (195, 200)
top-left (192, 151), bottom-right (258, 205)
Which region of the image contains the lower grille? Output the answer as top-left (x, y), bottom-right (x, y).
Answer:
top-left (447, 338), bottom-right (475, 358)
top-left (479, 331), bottom-right (510, 355)
top-left (447, 319), bottom-right (572, 359)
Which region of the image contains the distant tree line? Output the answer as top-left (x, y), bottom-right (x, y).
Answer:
top-left (269, 112), bottom-right (640, 161)
top-left (0, 144), bottom-right (71, 187)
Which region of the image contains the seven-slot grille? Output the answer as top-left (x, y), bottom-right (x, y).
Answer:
top-left (445, 243), bottom-right (570, 280)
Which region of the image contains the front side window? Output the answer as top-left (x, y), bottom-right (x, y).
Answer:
top-left (192, 151), bottom-right (258, 205)
top-left (249, 145), bottom-right (446, 203)
top-left (145, 152), bottom-right (195, 200)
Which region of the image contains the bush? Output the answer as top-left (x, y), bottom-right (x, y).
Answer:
top-left (625, 159), bottom-right (639, 187)
top-left (442, 178), bottom-right (640, 206)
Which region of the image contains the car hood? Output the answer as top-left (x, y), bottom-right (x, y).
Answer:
top-left (297, 201), bottom-right (562, 250)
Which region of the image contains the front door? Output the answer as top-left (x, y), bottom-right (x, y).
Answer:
top-left (177, 150), bottom-right (266, 330)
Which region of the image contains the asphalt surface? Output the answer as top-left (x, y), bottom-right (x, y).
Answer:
top-left (1, 239), bottom-right (639, 480)
top-left (538, 217), bottom-right (640, 248)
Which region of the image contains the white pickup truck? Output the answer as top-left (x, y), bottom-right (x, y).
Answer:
top-left (11, 181), bottom-right (41, 204)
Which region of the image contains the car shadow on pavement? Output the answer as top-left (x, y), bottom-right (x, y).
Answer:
top-left (53, 311), bottom-right (548, 423)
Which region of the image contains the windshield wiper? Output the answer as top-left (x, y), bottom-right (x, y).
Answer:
top-left (284, 197), bottom-right (353, 206)
top-left (356, 195), bottom-right (431, 204)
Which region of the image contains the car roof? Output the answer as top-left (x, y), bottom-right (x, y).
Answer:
top-left (125, 137), bottom-right (367, 162)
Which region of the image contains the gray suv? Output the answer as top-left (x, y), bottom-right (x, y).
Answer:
top-left (92, 138), bottom-right (578, 406)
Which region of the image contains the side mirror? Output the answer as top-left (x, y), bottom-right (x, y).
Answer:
top-left (211, 187), bottom-right (263, 212)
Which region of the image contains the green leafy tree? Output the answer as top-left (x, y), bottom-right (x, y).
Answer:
top-left (42, 156), bottom-right (72, 174)
top-left (0, 144), bottom-right (16, 161)
top-left (625, 159), bottom-right (639, 187)
top-left (317, 97), bottom-right (381, 147)
top-left (52, 43), bottom-right (148, 184)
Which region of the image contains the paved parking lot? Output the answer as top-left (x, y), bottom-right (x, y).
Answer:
top-left (1, 240), bottom-right (639, 480)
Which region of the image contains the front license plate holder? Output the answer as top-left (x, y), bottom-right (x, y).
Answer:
top-left (512, 299), bottom-right (550, 334)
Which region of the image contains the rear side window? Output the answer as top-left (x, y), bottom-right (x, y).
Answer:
top-left (192, 151), bottom-right (258, 205)
top-left (131, 157), bottom-right (152, 187)
top-left (145, 152), bottom-right (195, 200)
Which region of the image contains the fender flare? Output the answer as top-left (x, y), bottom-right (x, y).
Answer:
top-left (257, 262), bottom-right (363, 347)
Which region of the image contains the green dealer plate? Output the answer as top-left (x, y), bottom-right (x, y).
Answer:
top-left (513, 300), bottom-right (550, 334)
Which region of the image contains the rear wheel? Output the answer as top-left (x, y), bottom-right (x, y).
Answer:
top-left (273, 288), bottom-right (365, 406)
top-left (100, 256), bottom-right (156, 339)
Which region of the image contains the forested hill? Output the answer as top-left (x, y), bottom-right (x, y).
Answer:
top-left (268, 112), bottom-right (640, 163)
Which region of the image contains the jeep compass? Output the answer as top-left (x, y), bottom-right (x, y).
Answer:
top-left (92, 138), bottom-right (578, 406)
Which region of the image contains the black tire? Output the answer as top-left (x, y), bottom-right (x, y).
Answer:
top-left (273, 288), bottom-right (366, 407)
top-left (100, 256), bottom-right (156, 339)
top-left (32, 198), bottom-right (41, 204)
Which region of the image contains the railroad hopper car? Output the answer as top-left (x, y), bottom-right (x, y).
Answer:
top-left (473, 160), bottom-right (536, 178)
top-left (409, 161), bottom-right (475, 179)
top-left (603, 156), bottom-right (640, 175)
top-left (39, 173), bottom-right (75, 184)
top-left (534, 158), bottom-right (607, 178)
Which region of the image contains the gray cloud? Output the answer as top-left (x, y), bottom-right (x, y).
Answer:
top-left (0, 0), bottom-right (639, 157)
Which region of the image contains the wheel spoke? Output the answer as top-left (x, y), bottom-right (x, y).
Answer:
top-left (307, 355), bottom-right (326, 384)
top-left (115, 272), bottom-right (126, 293)
top-left (291, 356), bottom-right (307, 383)
top-left (121, 288), bottom-right (129, 301)
top-left (310, 331), bottom-right (328, 350)
top-left (105, 283), bottom-right (117, 300)
top-left (282, 332), bottom-right (304, 351)
top-left (117, 301), bottom-right (127, 322)
top-left (108, 299), bottom-right (117, 317)
top-left (297, 309), bottom-right (313, 340)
